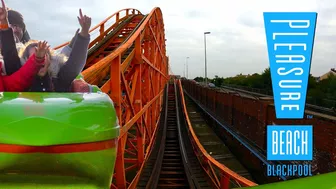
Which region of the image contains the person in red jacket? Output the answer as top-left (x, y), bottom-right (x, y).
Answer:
top-left (0, 41), bottom-right (48, 91)
top-left (0, 0), bottom-right (47, 91)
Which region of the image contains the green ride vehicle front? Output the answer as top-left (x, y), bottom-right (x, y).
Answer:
top-left (0, 90), bottom-right (120, 189)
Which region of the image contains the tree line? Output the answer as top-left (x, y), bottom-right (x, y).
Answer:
top-left (193, 68), bottom-right (336, 108)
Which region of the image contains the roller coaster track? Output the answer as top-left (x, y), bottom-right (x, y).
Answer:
top-left (137, 83), bottom-right (212, 189)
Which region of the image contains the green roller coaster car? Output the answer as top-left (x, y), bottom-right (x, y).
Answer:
top-left (0, 87), bottom-right (120, 188)
top-left (237, 172), bottom-right (336, 189)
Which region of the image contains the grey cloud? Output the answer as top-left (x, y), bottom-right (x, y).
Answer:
top-left (7, 0), bottom-right (111, 46)
top-left (185, 10), bottom-right (206, 18)
top-left (238, 12), bottom-right (264, 28)
top-left (166, 26), bottom-right (269, 78)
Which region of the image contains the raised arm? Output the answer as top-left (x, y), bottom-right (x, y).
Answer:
top-left (0, 0), bottom-right (21, 75)
top-left (55, 9), bottom-right (91, 92)
top-left (3, 41), bottom-right (48, 91)
top-left (1, 28), bottom-right (22, 74)
top-left (60, 28), bottom-right (79, 57)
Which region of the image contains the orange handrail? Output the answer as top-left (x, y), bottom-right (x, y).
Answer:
top-left (177, 79), bottom-right (257, 189)
top-left (54, 8), bottom-right (142, 50)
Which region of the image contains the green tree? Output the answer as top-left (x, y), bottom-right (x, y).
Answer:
top-left (261, 67), bottom-right (272, 91)
top-left (194, 77), bottom-right (204, 82)
top-left (308, 74), bottom-right (318, 89)
top-left (212, 75), bottom-right (224, 87)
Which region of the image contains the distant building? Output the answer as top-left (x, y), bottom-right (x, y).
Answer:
top-left (319, 68), bottom-right (336, 81)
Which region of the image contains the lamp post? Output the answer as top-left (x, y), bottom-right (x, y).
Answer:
top-left (204, 31), bottom-right (210, 85)
top-left (186, 57), bottom-right (189, 79)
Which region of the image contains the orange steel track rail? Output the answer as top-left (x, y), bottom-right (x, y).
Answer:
top-left (54, 7), bottom-right (168, 189)
top-left (83, 15), bottom-right (144, 69)
top-left (177, 80), bottom-right (258, 189)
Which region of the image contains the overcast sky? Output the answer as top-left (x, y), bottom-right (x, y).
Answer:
top-left (5, 0), bottom-right (334, 78)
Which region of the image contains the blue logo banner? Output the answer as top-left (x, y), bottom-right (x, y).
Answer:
top-left (267, 125), bottom-right (313, 161)
top-left (263, 12), bottom-right (317, 119)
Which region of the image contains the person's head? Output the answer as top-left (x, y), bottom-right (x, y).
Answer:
top-left (71, 79), bottom-right (92, 92)
top-left (19, 40), bottom-right (68, 77)
top-left (8, 9), bottom-right (26, 42)
top-left (19, 41), bottom-right (50, 77)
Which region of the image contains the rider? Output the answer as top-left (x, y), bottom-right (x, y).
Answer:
top-left (71, 74), bottom-right (99, 93)
top-left (0, 8), bottom-right (30, 76)
top-left (0, 0), bottom-right (48, 92)
top-left (0, 42), bottom-right (48, 91)
top-left (1, 4), bottom-right (91, 92)
top-left (7, 9), bottom-right (30, 43)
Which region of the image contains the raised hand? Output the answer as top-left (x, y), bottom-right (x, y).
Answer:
top-left (0, 0), bottom-right (8, 25)
top-left (35, 41), bottom-right (49, 59)
top-left (77, 9), bottom-right (91, 37)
